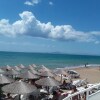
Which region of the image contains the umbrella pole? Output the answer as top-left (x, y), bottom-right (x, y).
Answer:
top-left (0, 85), bottom-right (1, 99)
top-left (61, 74), bottom-right (62, 83)
top-left (0, 84), bottom-right (3, 99)
top-left (19, 94), bottom-right (21, 100)
top-left (47, 86), bottom-right (49, 94)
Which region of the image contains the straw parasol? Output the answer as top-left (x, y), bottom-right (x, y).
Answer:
top-left (35, 77), bottom-right (61, 94)
top-left (0, 74), bottom-right (14, 84)
top-left (4, 65), bottom-right (12, 70)
top-left (54, 69), bottom-right (67, 75)
top-left (19, 71), bottom-right (39, 79)
top-left (14, 66), bottom-right (21, 71)
top-left (29, 68), bottom-right (39, 75)
top-left (2, 80), bottom-right (37, 94)
top-left (35, 77), bottom-right (61, 87)
top-left (38, 65), bottom-right (51, 72)
top-left (54, 69), bottom-right (68, 83)
top-left (0, 74), bottom-right (14, 99)
top-left (19, 64), bottom-right (25, 69)
top-left (28, 65), bottom-right (34, 70)
top-left (39, 71), bottom-right (54, 77)
top-left (32, 64), bottom-right (37, 68)
top-left (6, 69), bottom-right (20, 75)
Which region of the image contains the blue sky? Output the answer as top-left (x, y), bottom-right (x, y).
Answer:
top-left (0, 0), bottom-right (100, 55)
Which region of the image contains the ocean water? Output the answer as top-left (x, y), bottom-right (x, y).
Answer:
top-left (0, 51), bottom-right (100, 69)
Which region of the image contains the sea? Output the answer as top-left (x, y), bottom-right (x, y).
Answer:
top-left (0, 51), bottom-right (100, 69)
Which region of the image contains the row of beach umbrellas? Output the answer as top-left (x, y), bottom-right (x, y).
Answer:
top-left (0, 64), bottom-right (68, 98)
top-left (1, 64), bottom-right (36, 71)
top-left (1, 77), bottom-right (62, 94)
top-left (0, 64), bottom-right (69, 84)
top-left (0, 64), bottom-right (70, 83)
top-left (0, 76), bottom-right (61, 99)
top-left (0, 64), bottom-right (72, 100)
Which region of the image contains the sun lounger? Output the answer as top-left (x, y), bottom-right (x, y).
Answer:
top-left (72, 80), bottom-right (82, 87)
top-left (73, 79), bottom-right (88, 87)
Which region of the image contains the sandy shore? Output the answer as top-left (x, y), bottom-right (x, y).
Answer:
top-left (54, 67), bottom-right (100, 84)
top-left (72, 67), bottom-right (100, 84)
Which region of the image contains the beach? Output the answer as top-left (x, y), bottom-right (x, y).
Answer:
top-left (73, 67), bottom-right (100, 84)
top-left (54, 66), bottom-right (100, 84)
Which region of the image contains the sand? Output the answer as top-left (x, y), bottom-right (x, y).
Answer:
top-left (73, 67), bottom-right (100, 84)
top-left (54, 67), bottom-right (100, 84)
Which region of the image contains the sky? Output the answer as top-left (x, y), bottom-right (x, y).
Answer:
top-left (0, 0), bottom-right (100, 55)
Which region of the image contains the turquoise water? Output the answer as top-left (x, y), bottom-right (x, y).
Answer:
top-left (0, 51), bottom-right (100, 68)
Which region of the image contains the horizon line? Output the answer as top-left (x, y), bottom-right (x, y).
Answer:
top-left (0, 50), bottom-right (100, 57)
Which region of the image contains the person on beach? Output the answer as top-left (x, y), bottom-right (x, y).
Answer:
top-left (85, 63), bottom-right (88, 68)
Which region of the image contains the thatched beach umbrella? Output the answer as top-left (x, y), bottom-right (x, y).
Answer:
top-left (0, 74), bottom-right (14, 99)
top-left (54, 69), bottom-right (68, 83)
top-left (55, 69), bottom-right (67, 75)
top-left (19, 64), bottom-right (25, 69)
top-left (2, 80), bottom-right (37, 94)
top-left (4, 65), bottom-right (12, 70)
top-left (2, 80), bottom-right (37, 100)
top-left (38, 65), bottom-right (51, 72)
top-left (0, 74), bottom-right (14, 84)
top-left (32, 64), bottom-right (37, 68)
top-left (35, 77), bottom-right (61, 87)
top-left (19, 71), bottom-right (39, 79)
top-left (28, 65), bottom-right (34, 70)
top-left (14, 66), bottom-right (21, 71)
top-left (29, 68), bottom-right (39, 75)
top-left (39, 71), bottom-right (54, 77)
top-left (6, 69), bottom-right (20, 75)
top-left (35, 77), bottom-right (61, 93)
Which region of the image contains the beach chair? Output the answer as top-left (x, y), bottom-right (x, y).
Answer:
top-left (67, 70), bottom-right (80, 79)
top-left (81, 78), bottom-right (88, 86)
top-left (72, 80), bottom-right (82, 87)
top-left (67, 70), bottom-right (78, 74)
top-left (71, 73), bottom-right (80, 78)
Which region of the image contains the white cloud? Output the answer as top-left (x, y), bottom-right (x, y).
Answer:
top-left (24, 0), bottom-right (41, 6)
top-left (0, 11), bottom-right (99, 43)
top-left (0, 19), bottom-right (15, 36)
top-left (90, 31), bottom-right (100, 36)
top-left (24, 1), bottom-right (33, 6)
top-left (49, 1), bottom-right (53, 6)
top-left (95, 41), bottom-right (100, 44)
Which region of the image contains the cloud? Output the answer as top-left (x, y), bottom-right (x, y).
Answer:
top-left (49, 1), bottom-right (53, 6)
top-left (24, 0), bottom-right (41, 6)
top-left (24, 1), bottom-right (33, 6)
top-left (0, 11), bottom-right (99, 43)
top-left (95, 41), bottom-right (100, 44)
